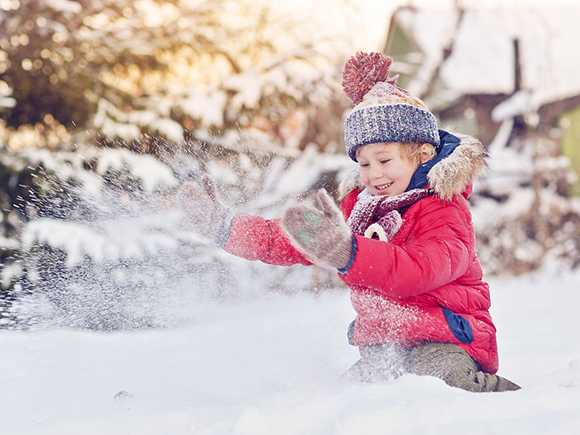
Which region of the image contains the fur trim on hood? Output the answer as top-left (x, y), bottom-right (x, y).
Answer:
top-left (338, 134), bottom-right (488, 201)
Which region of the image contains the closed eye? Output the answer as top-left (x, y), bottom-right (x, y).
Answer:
top-left (380, 159), bottom-right (391, 164)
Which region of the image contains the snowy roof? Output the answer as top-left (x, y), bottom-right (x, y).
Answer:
top-left (393, 5), bottom-right (580, 111)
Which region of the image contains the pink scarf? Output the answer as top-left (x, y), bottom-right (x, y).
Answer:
top-left (346, 188), bottom-right (434, 241)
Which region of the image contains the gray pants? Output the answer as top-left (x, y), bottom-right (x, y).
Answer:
top-left (345, 342), bottom-right (520, 392)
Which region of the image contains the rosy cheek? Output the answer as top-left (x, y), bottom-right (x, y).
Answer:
top-left (359, 171), bottom-right (370, 188)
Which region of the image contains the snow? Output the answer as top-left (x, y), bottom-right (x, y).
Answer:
top-left (472, 187), bottom-right (535, 229)
top-left (16, 145), bottom-right (179, 200)
top-left (93, 100), bottom-right (185, 143)
top-left (96, 148), bottom-right (179, 191)
top-left (20, 213), bottom-right (181, 267)
top-left (39, 0), bottom-right (81, 15)
top-left (491, 90), bottom-right (533, 122)
top-left (225, 72), bottom-right (265, 112)
top-left (222, 59), bottom-right (333, 114)
top-left (1, 271), bottom-right (580, 434)
top-left (180, 89), bottom-right (228, 128)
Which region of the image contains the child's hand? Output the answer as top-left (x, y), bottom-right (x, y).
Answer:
top-left (283, 189), bottom-right (353, 270)
top-left (175, 175), bottom-right (230, 241)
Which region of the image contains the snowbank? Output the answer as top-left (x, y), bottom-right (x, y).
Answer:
top-left (1, 272), bottom-right (579, 434)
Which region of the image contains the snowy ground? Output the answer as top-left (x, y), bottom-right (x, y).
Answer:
top-left (1, 271), bottom-right (580, 435)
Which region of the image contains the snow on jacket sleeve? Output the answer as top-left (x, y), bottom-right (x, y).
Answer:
top-left (340, 195), bottom-right (474, 298)
top-left (221, 214), bottom-right (312, 266)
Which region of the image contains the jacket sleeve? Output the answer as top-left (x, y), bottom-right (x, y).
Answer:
top-left (340, 197), bottom-right (474, 298)
top-left (221, 214), bottom-right (312, 267)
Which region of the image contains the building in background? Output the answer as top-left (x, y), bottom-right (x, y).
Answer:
top-left (384, 4), bottom-right (580, 150)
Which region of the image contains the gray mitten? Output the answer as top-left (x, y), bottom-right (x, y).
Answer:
top-left (282, 189), bottom-right (354, 270)
top-left (175, 175), bottom-right (231, 242)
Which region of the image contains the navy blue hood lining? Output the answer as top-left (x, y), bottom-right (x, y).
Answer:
top-left (406, 130), bottom-right (461, 192)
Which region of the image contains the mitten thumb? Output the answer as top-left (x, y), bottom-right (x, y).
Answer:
top-left (177, 175), bottom-right (232, 243)
top-left (317, 189), bottom-right (335, 215)
top-left (201, 174), bottom-right (218, 202)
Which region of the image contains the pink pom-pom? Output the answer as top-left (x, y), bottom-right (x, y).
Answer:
top-left (342, 52), bottom-right (397, 105)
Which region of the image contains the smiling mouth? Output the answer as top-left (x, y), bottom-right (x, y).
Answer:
top-left (374, 182), bottom-right (393, 192)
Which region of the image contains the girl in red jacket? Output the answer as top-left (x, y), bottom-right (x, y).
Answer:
top-left (179, 52), bottom-right (520, 392)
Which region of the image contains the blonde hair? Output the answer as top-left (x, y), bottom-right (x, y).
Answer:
top-left (360, 142), bottom-right (436, 165)
top-left (400, 142), bottom-right (436, 163)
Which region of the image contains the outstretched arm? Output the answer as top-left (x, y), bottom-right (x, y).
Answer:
top-left (175, 175), bottom-right (311, 267)
top-left (222, 215), bottom-right (312, 267)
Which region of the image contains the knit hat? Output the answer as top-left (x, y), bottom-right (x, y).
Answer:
top-left (342, 52), bottom-right (440, 161)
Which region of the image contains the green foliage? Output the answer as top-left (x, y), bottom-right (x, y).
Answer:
top-left (561, 106), bottom-right (580, 196)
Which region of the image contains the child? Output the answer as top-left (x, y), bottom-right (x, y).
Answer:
top-left (179, 52), bottom-right (520, 392)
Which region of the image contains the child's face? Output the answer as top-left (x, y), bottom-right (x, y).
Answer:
top-left (356, 142), bottom-right (421, 196)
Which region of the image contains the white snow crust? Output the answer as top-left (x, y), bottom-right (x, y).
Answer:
top-left (1, 272), bottom-right (579, 434)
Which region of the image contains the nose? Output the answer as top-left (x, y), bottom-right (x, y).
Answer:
top-left (369, 163), bottom-right (382, 180)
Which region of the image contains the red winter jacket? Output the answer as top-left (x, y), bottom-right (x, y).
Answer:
top-left (221, 135), bottom-right (498, 374)
top-left (339, 187), bottom-right (498, 374)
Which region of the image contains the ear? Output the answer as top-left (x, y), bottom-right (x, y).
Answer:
top-left (419, 143), bottom-right (433, 164)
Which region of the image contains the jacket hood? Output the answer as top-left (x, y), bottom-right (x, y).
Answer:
top-left (338, 131), bottom-right (488, 202)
